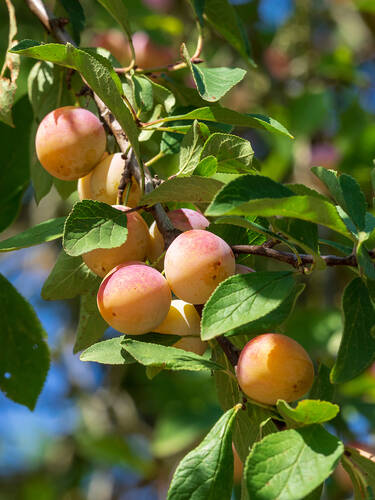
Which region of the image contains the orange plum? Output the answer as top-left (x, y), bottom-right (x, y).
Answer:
top-left (148, 209), bottom-right (209, 264)
top-left (236, 333), bottom-right (314, 405)
top-left (164, 230), bottom-right (235, 304)
top-left (97, 262), bottom-right (171, 334)
top-left (174, 336), bottom-right (206, 356)
top-left (83, 205), bottom-right (149, 277)
top-left (35, 106), bottom-right (106, 180)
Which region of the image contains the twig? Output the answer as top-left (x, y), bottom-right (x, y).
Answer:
top-left (231, 245), bottom-right (372, 268)
top-left (216, 336), bottom-right (240, 367)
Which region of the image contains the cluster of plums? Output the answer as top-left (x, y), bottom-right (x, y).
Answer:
top-left (36, 106), bottom-right (314, 405)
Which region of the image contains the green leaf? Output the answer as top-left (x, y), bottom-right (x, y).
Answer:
top-left (276, 400), bottom-right (339, 428)
top-left (132, 74), bottom-right (153, 113)
top-left (0, 217), bottom-right (65, 252)
top-left (194, 156), bottom-right (218, 177)
top-left (158, 106), bottom-right (293, 138)
top-left (331, 278), bottom-right (375, 383)
top-left (0, 95), bottom-right (32, 232)
top-left (149, 78), bottom-right (175, 113)
top-left (11, 40), bottom-right (141, 164)
top-left (204, 0), bottom-right (255, 65)
top-left (95, 0), bottom-right (132, 41)
top-left (121, 339), bottom-right (223, 373)
top-left (80, 337), bottom-right (135, 365)
top-left (177, 120), bottom-right (206, 175)
top-left (41, 251), bottom-right (100, 301)
top-left (167, 405), bottom-right (241, 500)
top-left (74, 291), bottom-right (108, 353)
top-left (59, 0), bottom-right (85, 44)
top-left (225, 284), bottom-right (305, 338)
top-left (63, 201), bottom-right (128, 257)
top-left (206, 175), bottom-right (353, 239)
top-left (0, 0), bottom-right (20, 127)
top-left (141, 176), bottom-right (223, 206)
top-left (182, 44), bottom-right (246, 102)
top-left (312, 167), bottom-right (366, 231)
top-left (245, 425), bottom-right (344, 500)
top-left (345, 446), bottom-right (375, 493)
top-left (309, 364), bottom-right (335, 403)
top-left (201, 271), bottom-right (295, 340)
top-left (190, 0), bottom-right (205, 26)
top-left (0, 274), bottom-right (50, 410)
top-left (341, 456), bottom-right (369, 500)
top-left (200, 133), bottom-right (254, 174)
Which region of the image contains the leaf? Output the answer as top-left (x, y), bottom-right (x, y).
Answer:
top-left (194, 155), bottom-right (218, 177)
top-left (0, 274), bottom-right (50, 410)
top-left (74, 291), bottom-right (108, 353)
top-left (201, 271), bottom-right (295, 340)
top-left (59, 0), bottom-right (85, 44)
top-left (345, 446), bottom-right (375, 493)
top-left (312, 167), bottom-right (366, 231)
top-left (0, 0), bottom-right (20, 127)
top-left (132, 74), bottom-right (153, 113)
top-left (276, 400), bottom-right (339, 428)
top-left (149, 78), bottom-right (175, 113)
top-left (245, 425), bottom-right (344, 500)
top-left (206, 175), bottom-right (353, 239)
top-left (309, 364), bottom-right (335, 403)
top-left (190, 0), bottom-right (205, 26)
top-left (182, 44), bottom-right (246, 102)
top-left (177, 120), bottom-right (206, 175)
top-left (200, 133), bottom-right (254, 173)
top-left (80, 337), bottom-right (134, 365)
top-left (331, 278), bottom-right (375, 383)
top-left (204, 0), bottom-right (255, 65)
top-left (141, 176), bottom-right (223, 205)
top-left (95, 0), bottom-right (133, 42)
top-left (41, 251), bottom-right (100, 300)
top-left (11, 40), bottom-right (141, 164)
top-left (225, 284), bottom-right (305, 338)
top-left (121, 339), bottom-right (223, 373)
top-left (0, 217), bottom-right (65, 252)
top-left (158, 107), bottom-right (293, 138)
top-left (167, 405), bottom-right (241, 500)
top-left (0, 95), bottom-right (32, 232)
top-left (63, 201), bottom-right (128, 257)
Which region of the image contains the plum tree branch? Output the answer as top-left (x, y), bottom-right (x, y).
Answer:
top-left (25, 0), bottom-right (178, 248)
top-left (231, 245), bottom-right (374, 268)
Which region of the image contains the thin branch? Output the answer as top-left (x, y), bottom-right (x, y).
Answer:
top-left (231, 245), bottom-right (373, 268)
top-left (216, 336), bottom-right (240, 367)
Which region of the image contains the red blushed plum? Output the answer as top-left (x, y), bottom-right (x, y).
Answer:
top-left (97, 262), bottom-right (171, 334)
top-left (236, 333), bottom-right (314, 405)
top-left (148, 209), bottom-right (210, 264)
top-left (35, 106), bottom-right (106, 180)
top-left (235, 264), bottom-right (255, 274)
top-left (164, 230), bottom-right (235, 304)
top-left (82, 205), bottom-right (149, 278)
top-left (78, 153), bottom-right (141, 207)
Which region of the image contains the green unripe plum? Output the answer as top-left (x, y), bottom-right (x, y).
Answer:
top-left (235, 264), bottom-right (255, 274)
top-left (83, 205), bottom-right (149, 277)
top-left (147, 208), bottom-right (209, 264)
top-left (97, 262), bottom-right (171, 334)
top-left (154, 299), bottom-right (201, 336)
top-left (35, 106), bottom-right (106, 180)
top-left (164, 230), bottom-right (235, 304)
top-left (174, 336), bottom-right (206, 356)
top-left (78, 153), bottom-right (141, 207)
top-left (236, 333), bottom-right (314, 405)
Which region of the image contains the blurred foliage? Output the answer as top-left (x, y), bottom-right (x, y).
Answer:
top-left (1, 0), bottom-right (375, 498)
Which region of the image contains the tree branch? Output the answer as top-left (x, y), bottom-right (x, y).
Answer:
top-left (231, 245), bottom-right (373, 268)
top-left (216, 336), bottom-right (240, 367)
